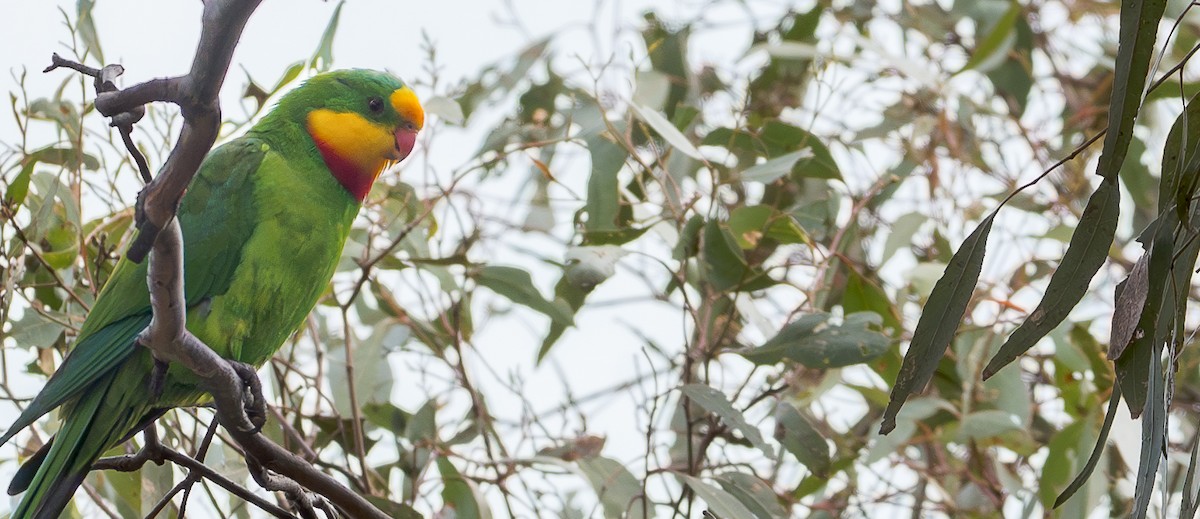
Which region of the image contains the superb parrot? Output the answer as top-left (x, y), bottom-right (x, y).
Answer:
top-left (2, 69), bottom-right (424, 518)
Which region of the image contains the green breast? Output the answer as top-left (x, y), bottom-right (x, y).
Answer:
top-left (162, 142), bottom-right (358, 398)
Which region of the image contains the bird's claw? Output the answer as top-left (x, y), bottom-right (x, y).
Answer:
top-left (228, 360), bottom-right (267, 434)
top-left (247, 458), bottom-right (337, 519)
top-left (148, 358), bottom-right (168, 400)
top-left (287, 491), bottom-right (337, 519)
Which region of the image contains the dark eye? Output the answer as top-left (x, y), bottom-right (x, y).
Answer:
top-left (368, 96), bottom-right (384, 113)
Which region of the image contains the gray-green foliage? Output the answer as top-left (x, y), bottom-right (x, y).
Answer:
top-left (4, 0), bottom-right (1195, 517)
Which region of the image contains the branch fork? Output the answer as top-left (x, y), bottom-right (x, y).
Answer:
top-left (42, 1), bottom-right (390, 517)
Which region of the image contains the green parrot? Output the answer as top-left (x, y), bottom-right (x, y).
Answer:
top-left (2, 69), bottom-right (424, 518)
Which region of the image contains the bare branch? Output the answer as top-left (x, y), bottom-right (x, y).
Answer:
top-left (45, 1), bottom-right (392, 517)
top-left (93, 427), bottom-right (295, 519)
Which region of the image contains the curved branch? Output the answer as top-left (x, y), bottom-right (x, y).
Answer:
top-left (46, 1), bottom-right (392, 517)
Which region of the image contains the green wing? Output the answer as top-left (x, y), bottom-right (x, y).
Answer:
top-left (0, 137), bottom-right (267, 445)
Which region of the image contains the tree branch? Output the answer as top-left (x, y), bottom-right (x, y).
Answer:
top-left (92, 427), bottom-right (294, 519)
top-left (44, 1), bottom-right (392, 517)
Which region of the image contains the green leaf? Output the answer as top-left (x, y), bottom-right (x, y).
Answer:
top-left (437, 457), bottom-right (491, 519)
top-left (741, 150), bottom-right (812, 183)
top-left (641, 13), bottom-right (691, 119)
top-left (327, 320), bottom-right (400, 416)
top-left (633, 70), bottom-right (672, 110)
top-left (1166, 105), bottom-right (1200, 238)
top-left (76, 0), bottom-right (103, 63)
top-left (475, 266), bottom-right (574, 327)
top-left (458, 38), bottom-right (551, 119)
top-left (881, 212), bottom-right (927, 264)
top-left (957, 410), bottom-right (1022, 442)
top-left (425, 95), bottom-right (465, 125)
top-left (986, 17), bottom-right (1034, 114)
top-left (842, 270), bottom-right (902, 334)
top-left (1093, 0), bottom-right (1167, 183)
top-left (309, 0), bottom-right (345, 71)
top-left (28, 99), bottom-right (81, 143)
top-left (702, 127), bottom-right (765, 155)
top-left (577, 457), bottom-right (645, 519)
top-left (6, 160), bottom-right (35, 207)
top-left (29, 145), bottom-right (100, 171)
top-left (405, 399), bottom-right (438, 443)
top-left (1054, 384), bottom-right (1121, 508)
top-left (881, 213), bottom-right (995, 434)
top-left (761, 122), bottom-right (841, 180)
top-left (630, 102), bottom-right (704, 160)
top-left (984, 179), bottom-right (1118, 378)
top-left (702, 220), bottom-right (775, 292)
top-left (364, 497), bottom-right (422, 519)
top-left (681, 475), bottom-right (758, 519)
top-left (362, 402), bottom-right (410, 436)
top-left (563, 245), bottom-right (628, 291)
top-left (775, 403), bottom-right (830, 476)
top-left (271, 61), bottom-right (305, 95)
top-left (584, 132), bottom-right (627, 234)
top-left (8, 311), bottom-right (65, 350)
top-left (960, 1), bottom-right (1020, 73)
top-left (1128, 342), bottom-right (1165, 519)
top-left (1160, 92), bottom-right (1200, 218)
top-left (1181, 433), bottom-right (1200, 517)
top-left (727, 206), bottom-right (807, 249)
top-left (674, 214), bottom-right (705, 260)
top-left (536, 274), bottom-right (590, 363)
top-left (680, 384), bottom-right (774, 456)
top-left (739, 312), bottom-right (889, 368)
top-left (1114, 216), bottom-right (1173, 415)
top-left (715, 473), bottom-right (787, 519)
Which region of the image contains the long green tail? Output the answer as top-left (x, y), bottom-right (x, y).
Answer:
top-left (12, 370), bottom-right (145, 519)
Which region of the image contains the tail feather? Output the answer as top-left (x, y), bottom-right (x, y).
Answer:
top-left (30, 473), bottom-right (85, 519)
top-left (11, 372), bottom-right (142, 519)
top-left (8, 406), bottom-right (167, 497)
top-left (8, 439), bottom-right (51, 496)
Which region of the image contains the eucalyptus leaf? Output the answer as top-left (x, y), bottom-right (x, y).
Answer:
top-left (424, 95), bottom-right (464, 125)
top-left (680, 384), bottom-right (774, 456)
top-left (681, 475), bottom-right (758, 519)
top-left (882, 213), bottom-right (995, 434)
top-left (741, 150), bottom-right (812, 183)
top-left (577, 457), bottom-right (645, 519)
top-left (1093, 0), bottom-right (1167, 183)
top-left (984, 179), bottom-right (1119, 378)
top-left (309, 0), bottom-right (344, 71)
top-left (438, 457), bottom-right (491, 519)
top-left (630, 102), bottom-right (704, 160)
top-left (476, 265), bottom-right (574, 327)
top-left (775, 402), bottom-right (830, 476)
top-left (716, 473), bottom-right (787, 519)
top-left (738, 312), bottom-right (889, 368)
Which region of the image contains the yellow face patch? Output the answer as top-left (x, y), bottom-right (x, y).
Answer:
top-left (305, 109), bottom-right (393, 177)
top-left (391, 87), bottom-right (424, 130)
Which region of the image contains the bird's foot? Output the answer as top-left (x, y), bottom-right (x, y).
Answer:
top-left (247, 457), bottom-right (336, 519)
top-left (148, 358), bottom-right (168, 400)
top-left (228, 360), bottom-right (267, 434)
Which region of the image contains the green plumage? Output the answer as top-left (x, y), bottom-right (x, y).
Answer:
top-left (3, 69), bottom-right (418, 518)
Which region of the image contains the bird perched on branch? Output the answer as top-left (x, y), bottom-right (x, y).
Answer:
top-left (2, 69), bottom-right (423, 518)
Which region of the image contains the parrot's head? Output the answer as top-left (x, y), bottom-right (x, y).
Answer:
top-left (285, 69), bottom-right (424, 201)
